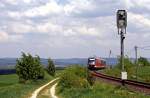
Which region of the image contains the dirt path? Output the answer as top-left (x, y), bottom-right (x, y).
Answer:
top-left (50, 83), bottom-right (58, 98)
top-left (30, 78), bottom-right (59, 98)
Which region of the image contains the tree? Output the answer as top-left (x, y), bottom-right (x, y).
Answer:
top-left (138, 57), bottom-right (150, 66)
top-left (47, 58), bottom-right (55, 76)
top-left (16, 52), bottom-right (44, 83)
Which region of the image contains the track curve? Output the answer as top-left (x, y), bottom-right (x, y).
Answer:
top-left (91, 71), bottom-right (150, 94)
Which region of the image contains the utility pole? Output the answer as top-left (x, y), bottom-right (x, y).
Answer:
top-left (109, 50), bottom-right (112, 68)
top-left (135, 46), bottom-right (138, 65)
top-left (135, 46), bottom-right (138, 79)
top-left (109, 50), bottom-right (111, 58)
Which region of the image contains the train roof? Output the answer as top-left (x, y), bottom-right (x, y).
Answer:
top-left (88, 57), bottom-right (106, 61)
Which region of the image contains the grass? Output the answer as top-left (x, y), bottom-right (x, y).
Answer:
top-left (103, 66), bottom-right (150, 83)
top-left (136, 66), bottom-right (150, 82)
top-left (0, 71), bottom-right (54, 98)
top-left (57, 81), bottom-right (149, 98)
top-left (56, 65), bottom-right (150, 98)
top-left (103, 57), bottom-right (150, 83)
top-left (0, 74), bottom-right (18, 87)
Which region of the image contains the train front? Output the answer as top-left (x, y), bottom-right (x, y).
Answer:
top-left (88, 57), bottom-right (96, 70)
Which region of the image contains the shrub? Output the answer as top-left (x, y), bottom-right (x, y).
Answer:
top-left (138, 57), bottom-right (150, 66)
top-left (87, 71), bottom-right (95, 86)
top-left (58, 65), bottom-right (90, 93)
top-left (47, 58), bottom-right (55, 76)
top-left (115, 56), bottom-right (135, 74)
top-left (16, 52), bottom-right (44, 83)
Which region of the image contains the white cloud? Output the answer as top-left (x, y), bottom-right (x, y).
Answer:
top-left (129, 12), bottom-right (150, 31)
top-left (36, 22), bottom-right (63, 34)
top-left (7, 22), bottom-right (33, 34)
top-left (23, 0), bottom-right (32, 4)
top-left (77, 26), bottom-right (99, 36)
top-left (8, 11), bottom-right (22, 19)
top-left (24, 0), bottom-right (63, 17)
top-left (64, 0), bottom-right (91, 15)
top-left (0, 32), bottom-right (8, 41)
top-left (5, 0), bottom-right (18, 5)
top-left (63, 29), bottom-right (76, 37)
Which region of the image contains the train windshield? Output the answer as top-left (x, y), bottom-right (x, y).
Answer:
top-left (88, 59), bottom-right (95, 65)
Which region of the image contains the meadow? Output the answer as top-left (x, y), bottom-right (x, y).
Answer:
top-left (0, 72), bottom-right (53, 98)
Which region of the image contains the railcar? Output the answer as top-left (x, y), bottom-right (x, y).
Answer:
top-left (88, 57), bottom-right (106, 70)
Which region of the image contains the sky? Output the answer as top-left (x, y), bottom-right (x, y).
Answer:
top-left (0, 0), bottom-right (150, 58)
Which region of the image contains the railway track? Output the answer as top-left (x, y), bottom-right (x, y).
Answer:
top-left (91, 71), bottom-right (150, 94)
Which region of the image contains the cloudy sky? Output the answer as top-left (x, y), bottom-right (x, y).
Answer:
top-left (0, 0), bottom-right (150, 58)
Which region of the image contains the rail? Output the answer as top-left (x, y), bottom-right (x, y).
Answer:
top-left (92, 71), bottom-right (150, 90)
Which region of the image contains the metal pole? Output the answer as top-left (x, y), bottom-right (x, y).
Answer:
top-left (109, 50), bottom-right (111, 58)
top-left (135, 46), bottom-right (138, 64)
top-left (120, 29), bottom-right (125, 85)
top-left (120, 29), bottom-right (125, 71)
top-left (135, 46), bottom-right (138, 79)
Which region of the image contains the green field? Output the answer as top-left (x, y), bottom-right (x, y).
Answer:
top-left (0, 72), bottom-right (53, 98)
top-left (103, 66), bottom-right (150, 83)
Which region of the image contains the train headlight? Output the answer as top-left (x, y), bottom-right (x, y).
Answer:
top-left (91, 61), bottom-right (95, 65)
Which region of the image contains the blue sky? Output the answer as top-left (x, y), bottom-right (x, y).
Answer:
top-left (0, 0), bottom-right (150, 58)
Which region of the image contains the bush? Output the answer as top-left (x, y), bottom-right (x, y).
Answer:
top-left (115, 56), bottom-right (135, 75)
top-left (138, 57), bottom-right (150, 66)
top-left (58, 65), bottom-right (90, 93)
top-left (87, 70), bottom-right (95, 86)
top-left (16, 52), bottom-right (44, 83)
top-left (47, 58), bottom-right (55, 76)
top-left (116, 56), bottom-right (134, 69)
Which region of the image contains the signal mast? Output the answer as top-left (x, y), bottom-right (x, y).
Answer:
top-left (116, 10), bottom-right (127, 85)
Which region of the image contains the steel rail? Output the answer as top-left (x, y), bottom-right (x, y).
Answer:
top-left (92, 71), bottom-right (150, 89)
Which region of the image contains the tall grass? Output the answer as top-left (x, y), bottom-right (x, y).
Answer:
top-left (57, 82), bottom-right (148, 98)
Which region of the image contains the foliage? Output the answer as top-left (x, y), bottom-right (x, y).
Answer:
top-left (16, 52), bottom-right (44, 82)
top-left (57, 78), bottom-right (147, 98)
top-left (57, 65), bottom-right (90, 93)
top-left (116, 56), bottom-right (134, 69)
top-left (136, 66), bottom-right (150, 82)
top-left (47, 58), bottom-right (55, 76)
top-left (115, 56), bottom-right (135, 75)
top-left (87, 70), bottom-right (95, 86)
top-left (103, 56), bottom-right (150, 82)
top-left (138, 57), bottom-right (150, 66)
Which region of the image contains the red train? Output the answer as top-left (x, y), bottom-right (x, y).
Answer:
top-left (88, 57), bottom-right (106, 70)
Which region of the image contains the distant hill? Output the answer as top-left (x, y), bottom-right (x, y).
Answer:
top-left (0, 58), bottom-right (118, 69)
